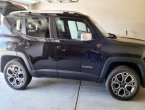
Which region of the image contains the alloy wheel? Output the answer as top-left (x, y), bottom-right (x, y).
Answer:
top-left (111, 72), bottom-right (137, 98)
top-left (6, 65), bottom-right (25, 87)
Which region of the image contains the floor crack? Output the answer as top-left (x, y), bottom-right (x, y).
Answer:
top-left (74, 81), bottom-right (81, 110)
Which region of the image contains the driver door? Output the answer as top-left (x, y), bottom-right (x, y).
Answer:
top-left (53, 16), bottom-right (96, 79)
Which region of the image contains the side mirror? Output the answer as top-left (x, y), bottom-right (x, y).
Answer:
top-left (108, 33), bottom-right (117, 39)
top-left (81, 33), bottom-right (92, 41)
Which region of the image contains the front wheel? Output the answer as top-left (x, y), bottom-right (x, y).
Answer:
top-left (106, 66), bottom-right (140, 100)
top-left (4, 59), bottom-right (32, 90)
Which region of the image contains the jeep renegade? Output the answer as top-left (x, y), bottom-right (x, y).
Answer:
top-left (0, 11), bottom-right (145, 100)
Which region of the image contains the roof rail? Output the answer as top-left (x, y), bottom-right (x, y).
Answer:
top-left (9, 10), bottom-right (84, 15)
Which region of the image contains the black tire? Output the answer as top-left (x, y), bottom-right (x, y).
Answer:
top-left (26, 73), bottom-right (32, 86)
top-left (4, 59), bottom-right (32, 90)
top-left (106, 66), bottom-right (140, 100)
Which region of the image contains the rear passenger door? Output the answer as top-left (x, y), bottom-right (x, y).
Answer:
top-left (16, 16), bottom-right (57, 77)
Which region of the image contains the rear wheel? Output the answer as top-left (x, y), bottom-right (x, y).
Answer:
top-left (4, 59), bottom-right (32, 90)
top-left (106, 66), bottom-right (140, 100)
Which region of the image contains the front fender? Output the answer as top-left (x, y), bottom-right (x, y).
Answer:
top-left (101, 57), bottom-right (145, 87)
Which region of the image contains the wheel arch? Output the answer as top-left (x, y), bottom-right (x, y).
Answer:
top-left (101, 57), bottom-right (145, 87)
top-left (0, 51), bottom-right (34, 75)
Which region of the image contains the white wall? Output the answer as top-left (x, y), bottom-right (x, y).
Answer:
top-left (32, 0), bottom-right (145, 40)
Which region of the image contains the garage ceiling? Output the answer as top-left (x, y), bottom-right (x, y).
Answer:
top-left (11, 0), bottom-right (79, 5)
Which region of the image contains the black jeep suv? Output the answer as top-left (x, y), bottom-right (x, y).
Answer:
top-left (0, 11), bottom-right (145, 100)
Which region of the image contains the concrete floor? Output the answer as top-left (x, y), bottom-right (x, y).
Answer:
top-left (0, 73), bottom-right (145, 110)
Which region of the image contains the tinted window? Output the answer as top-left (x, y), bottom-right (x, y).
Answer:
top-left (26, 17), bottom-right (50, 38)
top-left (55, 17), bottom-right (91, 40)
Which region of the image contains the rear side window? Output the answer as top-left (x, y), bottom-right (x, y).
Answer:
top-left (26, 17), bottom-right (50, 38)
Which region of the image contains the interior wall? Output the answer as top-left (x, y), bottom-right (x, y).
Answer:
top-left (32, 0), bottom-right (145, 40)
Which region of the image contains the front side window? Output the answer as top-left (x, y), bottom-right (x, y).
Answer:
top-left (26, 17), bottom-right (50, 38)
top-left (55, 17), bottom-right (91, 40)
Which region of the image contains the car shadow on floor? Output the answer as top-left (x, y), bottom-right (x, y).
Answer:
top-left (26, 78), bottom-right (145, 101)
top-left (27, 78), bottom-right (80, 90)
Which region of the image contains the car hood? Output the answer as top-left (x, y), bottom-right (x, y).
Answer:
top-left (115, 36), bottom-right (145, 46)
top-left (102, 36), bottom-right (145, 57)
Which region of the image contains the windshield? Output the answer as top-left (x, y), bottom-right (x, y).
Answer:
top-left (89, 17), bottom-right (109, 37)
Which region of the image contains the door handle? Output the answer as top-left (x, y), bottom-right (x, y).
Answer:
top-left (57, 46), bottom-right (61, 49)
top-left (57, 46), bottom-right (66, 52)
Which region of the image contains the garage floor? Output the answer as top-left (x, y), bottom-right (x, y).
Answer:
top-left (0, 73), bottom-right (145, 110)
